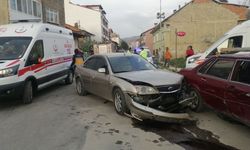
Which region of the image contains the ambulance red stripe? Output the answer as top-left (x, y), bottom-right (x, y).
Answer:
top-left (18, 56), bottom-right (72, 76)
top-left (7, 60), bottom-right (20, 67)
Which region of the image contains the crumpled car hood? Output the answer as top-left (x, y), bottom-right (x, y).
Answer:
top-left (114, 70), bottom-right (183, 86)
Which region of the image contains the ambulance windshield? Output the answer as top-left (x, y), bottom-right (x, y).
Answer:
top-left (0, 37), bottom-right (32, 60)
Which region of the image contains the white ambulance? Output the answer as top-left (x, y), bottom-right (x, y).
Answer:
top-left (0, 22), bottom-right (75, 104)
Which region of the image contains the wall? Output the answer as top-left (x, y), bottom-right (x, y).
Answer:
top-left (64, 0), bottom-right (102, 42)
top-left (142, 29), bottom-right (154, 51)
top-left (0, 1), bottom-right (9, 25)
top-left (154, 1), bottom-right (246, 58)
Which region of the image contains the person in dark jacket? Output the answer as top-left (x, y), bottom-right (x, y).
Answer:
top-left (71, 48), bottom-right (84, 75)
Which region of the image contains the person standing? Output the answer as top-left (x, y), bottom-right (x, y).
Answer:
top-left (71, 48), bottom-right (84, 75)
top-left (164, 47), bottom-right (172, 68)
top-left (139, 48), bottom-right (148, 60)
top-left (154, 49), bottom-right (159, 66)
top-left (186, 45), bottom-right (194, 58)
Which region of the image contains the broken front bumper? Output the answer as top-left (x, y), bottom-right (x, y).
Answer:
top-left (125, 93), bottom-right (195, 122)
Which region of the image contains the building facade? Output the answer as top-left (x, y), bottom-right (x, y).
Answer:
top-left (0, 0), bottom-right (65, 26)
top-left (140, 27), bottom-right (154, 52)
top-left (110, 29), bottom-right (121, 46)
top-left (41, 0), bottom-right (65, 25)
top-left (65, 24), bottom-right (94, 49)
top-left (64, 0), bottom-right (109, 43)
top-left (152, 0), bottom-right (248, 58)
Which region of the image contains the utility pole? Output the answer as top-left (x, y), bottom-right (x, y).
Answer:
top-left (157, 0), bottom-right (165, 62)
top-left (157, 0), bottom-right (165, 31)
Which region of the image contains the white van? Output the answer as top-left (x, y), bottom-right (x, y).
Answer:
top-left (186, 20), bottom-right (250, 68)
top-left (0, 22), bottom-right (75, 103)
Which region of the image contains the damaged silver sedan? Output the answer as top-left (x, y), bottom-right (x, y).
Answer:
top-left (75, 53), bottom-right (194, 122)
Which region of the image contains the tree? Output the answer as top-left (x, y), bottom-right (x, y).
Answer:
top-left (120, 40), bottom-right (129, 50)
top-left (80, 40), bottom-right (93, 52)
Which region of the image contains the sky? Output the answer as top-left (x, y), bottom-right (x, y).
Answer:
top-left (72, 0), bottom-right (244, 38)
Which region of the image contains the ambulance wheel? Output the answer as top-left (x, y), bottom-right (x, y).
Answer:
top-left (65, 71), bottom-right (73, 84)
top-left (22, 81), bottom-right (33, 104)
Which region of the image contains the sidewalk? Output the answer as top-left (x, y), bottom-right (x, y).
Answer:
top-left (158, 63), bottom-right (182, 72)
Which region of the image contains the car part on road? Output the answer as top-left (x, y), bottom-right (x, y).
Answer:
top-left (22, 81), bottom-right (33, 104)
top-left (113, 88), bottom-right (129, 115)
top-left (127, 93), bottom-right (196, 123)
top-left (75, 77), bottom-right (87, 96)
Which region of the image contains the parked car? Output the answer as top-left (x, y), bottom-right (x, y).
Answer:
top-left (75, 53), bottom-right (195, 122)
top-left (0, 22), bottom-right (74, 104)
top-left (180, 51), bottom-right (250, 126)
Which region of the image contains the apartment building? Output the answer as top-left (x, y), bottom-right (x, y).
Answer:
top-left (64, 0), bottom-right (109, 42)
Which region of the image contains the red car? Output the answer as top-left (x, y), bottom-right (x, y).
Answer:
top-left (180, 53), bottom-right (250, 126)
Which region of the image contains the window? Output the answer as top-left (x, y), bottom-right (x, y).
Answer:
top-left (94, 57), bottom-right (107, 71)
top-left (0, 37), bottom-right (32, 60)
top-left (10, 0), bottom-right (17, 10)
top-left (27, 0), bottom-right (32, 15)
top-left (108, 55), bottom-right (155, 73)
top-left (209, 36), bottom-right (243, 56)
top-left (26, 40), bottom-right (44, 66)
top-left (206, 59), bottom-right (235, 80)
top-left (198, 58), bottom-right (215, 74)
top-left (84, 57), bottom-right (107, 71)
top-left (22, 0), bottom-right (27, 14)
top-left (17, 0), bottom-right (22, 11)
top-left (46, 8), bottom-right (59, 24)
top-left (11, 0), bottom-right (41, 18)
top-left (84, 58), bottom-right (97, 70)
top-left (232, 61), bottom-right (250, 85)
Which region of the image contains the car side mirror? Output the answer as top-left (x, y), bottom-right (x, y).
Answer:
top-left (98, 68), bottom-right (106, 74)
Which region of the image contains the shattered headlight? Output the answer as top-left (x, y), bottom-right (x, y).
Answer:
top-left (134, 85), bottom-right (159, 95)
top-left (0, 65), bottom-right (19, 78)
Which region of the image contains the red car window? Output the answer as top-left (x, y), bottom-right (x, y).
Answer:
top-left (206, 59), bottom-right (235, 80)
top-left (232, 60), bottom-right (250, 85)
top-left (198, 58), bottom-right (216, 74)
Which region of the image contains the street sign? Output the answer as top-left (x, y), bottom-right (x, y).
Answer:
top-left (176, 31), bottom-right (186, 37)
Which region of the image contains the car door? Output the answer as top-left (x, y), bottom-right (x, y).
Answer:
top-left (226, 60), bottom-right (250, 123)
top-left (80, 57), bottom-right (98, 93)
top-left (200, 59), bottom-right (235, 112)
top-left (91, 56), bottom-right (111, 99)
top-left (25, 40), bottom-right (46, 81)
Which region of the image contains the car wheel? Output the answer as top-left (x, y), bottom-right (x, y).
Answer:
top-left (75, 77), bottom-right (87, 96)
top-left (189, 88), bottom-right (203, 112)
top-left (113, 88), bottom-right (129, 115)
top-left (22, 81), bottom-right (33, 104)
top-left (65, 71), bottom-right (73, 84)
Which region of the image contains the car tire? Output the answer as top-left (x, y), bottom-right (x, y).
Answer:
top-left (189, 87), bottom-right (203, 112)
top-left (22, 81), bottom-right (33, 104)
top-left (65, 70), bottom-right (73, 85)
top-left (113, 88), bottom-right (129, 115)
top-left (75, 77), bottom-right (87, 96)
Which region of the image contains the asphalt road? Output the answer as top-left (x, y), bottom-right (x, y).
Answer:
top-left (0, 83), bottom-right (249, 150)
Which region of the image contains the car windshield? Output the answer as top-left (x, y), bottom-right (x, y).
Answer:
top-left (0, 37), bottom-right (32, 60)
top-left (108, 55), bottom-right (156, 73)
